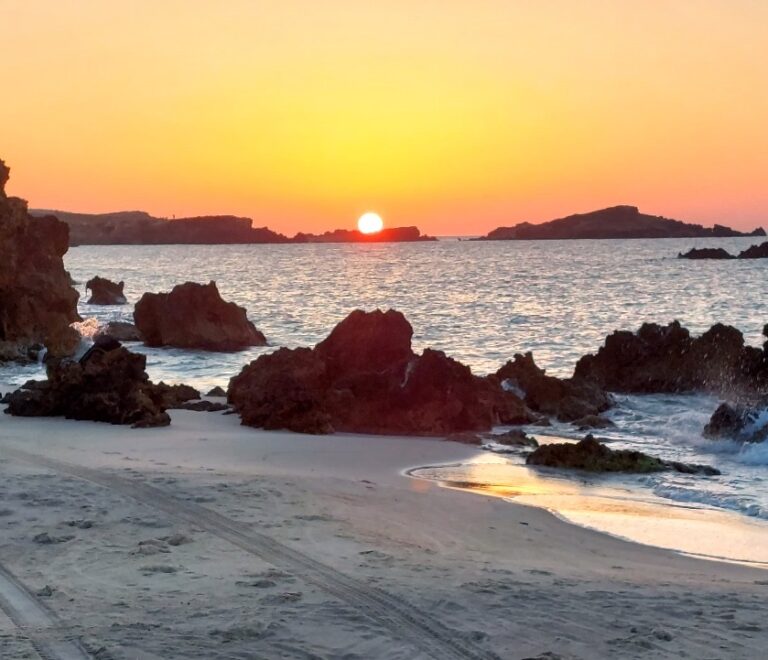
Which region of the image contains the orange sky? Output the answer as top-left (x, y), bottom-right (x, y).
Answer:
top-left (2, 1), bottom-right (767, 235)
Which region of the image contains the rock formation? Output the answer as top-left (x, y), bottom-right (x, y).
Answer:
top-left (493, 352), bottom-right (611, 422)
top-left (677, 241), bottom-right (768, 260)
top-left (228, 309), bottom-right (533, 435)
top-left (526, 435), bottom-right (720, 475)
top-left (94, 321), bottom-right (143, 342)
top-left (153, 382), bottom-right (201, 409)
top-left (678, 247), bottom-right (734, 259)
top-left (5, 336), bottom-right (170, 427)
top-left (30, 210), bottom-right (292, 245)
top-left (86, 276), bottom-right (127, 304)
top-left (737, 242), bottom-right (768, 259)
top-left (0, 159), bottom-right (81, 361)
top-left (292, 226), bottom-right (436, 243)
top-left (484, 429), bottom-right (539, 448)
top-left (574, 321), bottom-right (767, 399)
top-left (703, 403), bottom-right (768, 443)
top-left (134, 281), bottom-right (266, 351)
top-left (476, 205), bottom-right (764, 241)
top-left (30, 209), bottom-right (436, 245)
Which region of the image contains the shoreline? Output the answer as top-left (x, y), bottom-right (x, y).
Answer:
top-left (2, 411), bottom-right (768, 658)
top-left (407, 450), bottom-right (768, 568)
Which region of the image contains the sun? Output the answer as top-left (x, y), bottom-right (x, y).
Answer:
top-left (357, 212), bottom-right (384, 234)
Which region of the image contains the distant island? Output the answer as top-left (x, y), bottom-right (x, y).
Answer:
top-left (29, 209), bottom-right (436, 245)
top-left (475, 205), bottom-right (765, 241)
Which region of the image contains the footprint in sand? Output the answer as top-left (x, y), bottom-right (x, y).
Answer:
top-left (140, 565), bottom-right (178, 575)
top-left (134, 539), bottom-right (171, 556)
top-left (236, 579), bottom-right (277, 589)
top-left (33, 532), bottom-right (74, 544)
top-left (259, 591), bottom-right (302, 605)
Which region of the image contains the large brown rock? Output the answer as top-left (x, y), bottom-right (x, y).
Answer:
top-left (86, 276), bottom-right (126, 304)
top-left (94, 321), bottom-right (143, 342)
top-left (493, 352), bottom-right (611, 422)
top-left (0, 159), bottom-right (80, 360)
top-left (134, 281), bottom-right (266, 351)
top-left (574, 321), bottom-right (766, 398)
top-left (228, 309), bottom-right (532, 436)
top-left (5, 336), bottom-right (170, 427)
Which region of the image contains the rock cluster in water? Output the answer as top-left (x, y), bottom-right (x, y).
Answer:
top-left (0, 159), bottom-right (81, 361)
top-left (678, 242), bottom-right (768, 259)
top-left (476, 205), bottom-right (765, 241)
top-left (494, 352), bottom-right (611, 422)
top-left (574, 321), bottom-right (768, 400)
top-left (228, 309), bottom-right (534, 435)
top-left (5, 337), bottom-right (173, 427)
top-left (526, 435), bottom-right (720, 475)
top-left (703, 402), bottom-right (768, 443)
top-left (86, 276), bottom-right (127, 304)
top-left (134, 281), bottom-right (266, 351)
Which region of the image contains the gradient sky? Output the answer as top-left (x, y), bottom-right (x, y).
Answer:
top-left (2, 1), bottom-right (767, 235)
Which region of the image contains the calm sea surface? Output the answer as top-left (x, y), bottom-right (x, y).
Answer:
top-left (3, 236), bottom-right (768, 531)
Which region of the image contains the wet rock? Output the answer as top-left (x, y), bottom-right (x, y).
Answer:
top-left (494, 352), bottom-right (611, 422)
top-left (527, 435), bottom-right (720, 475)
top-left (485, 429), bottom-right (539, 448)
top-left (134, 281), bottom-right (266, 351)
top-left (153, 382), bottom-right (200, 408)
top-left (85, 276), bottom-right (127, 304)
top-left (703, 402), bottom-right (768, 443)
top-left (665, 460), bottom-right (721, 476)
top-left (678, 247), bottom-right (734, 259)
top-left (574, 414), bottom-right (616, 430)
top-left (206, 385), bottom-right (227, 397)
top-left (0, 158), bottom-right (81, 361)
top-left (574, 321), bottom-right (765, 398)
top-left (94, 321), bottom-right (142, 342)
top-left (5, 336), bottom-right (171, 427)
top-left (229, 309), bottom-right (533, 436)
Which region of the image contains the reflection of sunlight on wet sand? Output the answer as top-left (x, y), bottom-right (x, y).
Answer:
top-left (410, 453), bottom-right (768, 567)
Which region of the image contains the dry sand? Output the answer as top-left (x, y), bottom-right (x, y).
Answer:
top-left (1, 408), bottom-right (767, 659)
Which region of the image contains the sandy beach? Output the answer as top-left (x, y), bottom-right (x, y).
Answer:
top-left (0, 408), bottom-right (766, 660)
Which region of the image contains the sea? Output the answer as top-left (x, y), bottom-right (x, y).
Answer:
top-left (3, 236), bottom-right (768, 562)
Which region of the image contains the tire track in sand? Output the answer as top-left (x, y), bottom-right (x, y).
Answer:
top-left (2, 446), bottom-right (501, 660)
top-left (0, 562), bottom-right (94, 660)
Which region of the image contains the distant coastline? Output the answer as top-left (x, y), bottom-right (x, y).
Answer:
top-left (474, 205), bottom-right (765, 241)
top-left (29, 209), bottom-right (436, 245)
top-left (29, 204), bottom-right (764, 245)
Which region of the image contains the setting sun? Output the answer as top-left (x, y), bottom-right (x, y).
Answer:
top-left (357, 212), bottom-right (384, 234)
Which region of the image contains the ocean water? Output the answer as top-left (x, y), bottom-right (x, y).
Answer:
top-left (3, 236), bottom-right (768, 532)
